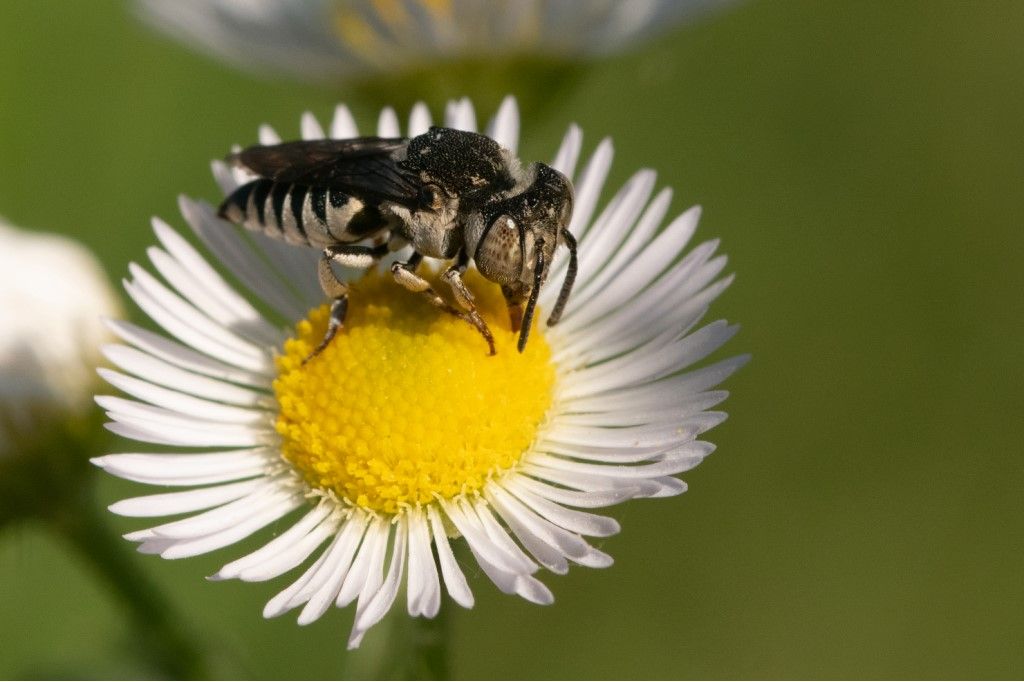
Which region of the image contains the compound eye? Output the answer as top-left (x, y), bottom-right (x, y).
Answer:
top-left (476, 214), bottom-right (521, 284)
top-left (419, 183), bottom-right (442, 210)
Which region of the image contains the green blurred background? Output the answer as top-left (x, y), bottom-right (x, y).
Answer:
top-left (2, 0), bottom-right (1023, 678)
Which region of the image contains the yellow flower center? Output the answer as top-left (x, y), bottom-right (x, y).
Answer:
top-left (273, 270), bottom-right (555, 515)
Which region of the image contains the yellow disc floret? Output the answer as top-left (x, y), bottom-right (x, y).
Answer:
top-left (273, 269), bottom-right (555, 515)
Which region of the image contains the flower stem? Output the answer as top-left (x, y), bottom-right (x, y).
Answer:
top-left (408, 607), bottom-right (450, 680)
top-left (51, 491), bottom-right (212, 680)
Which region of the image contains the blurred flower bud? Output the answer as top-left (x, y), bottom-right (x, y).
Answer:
top-left (0, 220), bottom-right (121, 458)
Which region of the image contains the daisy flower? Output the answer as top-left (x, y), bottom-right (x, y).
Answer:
top-left (136, 0), bottom-right (733, 83)
top-left (94, 96), bottom-right (746, 648)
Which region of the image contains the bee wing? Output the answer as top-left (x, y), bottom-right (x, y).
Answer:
top-left (229, 137), bottom-right (420, 206)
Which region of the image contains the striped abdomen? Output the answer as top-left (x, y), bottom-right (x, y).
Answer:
top-left (218, 179), bottom-right (387, 248)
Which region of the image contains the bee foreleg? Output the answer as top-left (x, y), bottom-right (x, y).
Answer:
top-left (441, 250), bottom-right (475, 307)
top-left (441, 252), bottom-right (496, 355)
top-left (391, 252), bottom-right (496, 355)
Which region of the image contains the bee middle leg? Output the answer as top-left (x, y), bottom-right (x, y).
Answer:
top-left (306, 243), bottom-right (389, 363)
top-left (391, 251), bottom-right (496, 355)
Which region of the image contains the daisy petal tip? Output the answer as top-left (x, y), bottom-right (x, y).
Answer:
top-left (576, 549), bottom-right (614, 569)
top-left (346, 630), bottom-right (366, 650)
top-left (262, 599), bottom-right (288, 620)
top-left (300, 111), bottom-right (324, 140)
top-left (519, 578), bottom-right (555, 606)
top-left (295, 610), bottom-right (320, 627)
top-left (650, 478), bottom-right (689, 498)
top-left (150, 215), bottom-right (174, 235)
top-left (122, 527), bottom-right (155, 541)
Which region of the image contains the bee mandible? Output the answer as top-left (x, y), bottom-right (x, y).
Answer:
top-left (218, 127), bottom-right (578, 360)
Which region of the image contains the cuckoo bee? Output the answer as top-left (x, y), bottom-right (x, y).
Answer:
top-left (218, 127), bottom-right (578, 361)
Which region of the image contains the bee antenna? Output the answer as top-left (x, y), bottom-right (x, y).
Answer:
top-left (518, 240), bottom-right (546, 353)
top-left (546, 229), bottom-right (577, 326)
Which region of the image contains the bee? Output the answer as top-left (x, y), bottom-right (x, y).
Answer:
top-left (218, 126), bottom-right (578, 361)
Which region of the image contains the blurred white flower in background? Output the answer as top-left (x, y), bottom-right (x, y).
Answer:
top-left (0, 220), bottom-right (121, 455)
top-left (136, 0), bottom-right (733, 82)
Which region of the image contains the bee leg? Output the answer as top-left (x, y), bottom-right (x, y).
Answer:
top-left (441, 252), bottom-right (496, 355)
top-left (391, 252), bottom-right (496, 355)
top-left (305, 243), bottom-right (388, 364)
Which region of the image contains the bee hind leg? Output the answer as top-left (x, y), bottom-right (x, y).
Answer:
top-left (305, 243), bottom-right (389, 364)
top-left (391, 251), bottom-right (496, 355)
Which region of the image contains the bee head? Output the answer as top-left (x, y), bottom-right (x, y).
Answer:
top-left (468, 163), bottom-right (574, 345)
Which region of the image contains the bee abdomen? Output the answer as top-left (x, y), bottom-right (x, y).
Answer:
top-left (218, 180), bottom-right (379, 248)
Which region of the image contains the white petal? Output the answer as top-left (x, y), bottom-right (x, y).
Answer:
top-left (212, 501), bottom-right (333, 579)
top-left (439, 498), bottom-right (531, 575)
top-left (408, 102), bottom-right (432, 137)
top-left (103, 319), bottom-right (268, 387)
top-left (159, 493), bottom-right (303, 559)
top-left (470, 498), bottom-right (539, 574)
top-left (258, 124), bottom-right (281, 145)
top-left (102, 344), bottom-right (269, 407)
top-left (445, 97), bottom-right (477, 132)
top-left (489, 484), bottom-right (606, 567)
top-left (144, 484), bottom-right (287, 539)
top-left (550, 123), bottom-right (582, 179)
top-left (528, 451), bottom-right (704, 481)
top-left (179, 196), bottom-right (306, 320)
top-left (568, 169), bottom-right (657, 302)
top-left (97, 370), bottom-right (268, 424)
top-left (406, 509), bottom-right (441, 617)
top-left (109, 479), bottom-right (263, 517)
top-left (566, 322), bottom-right (739, 399)
top-left (555, 205), bottom-right (702, 333)
top-left (211, 159), bottom-right (238, 195)
top-left (146, 245), bottom-right (281, 348)
top-left (297, 515), bottom-right (372, 625)
top-left (538, 438), bottom-right (684, 464)
top-left (93, 449), bottom-right (268, 486)
top-left (426, 505), bottom-right (474, 608)
top-left (300, 111), bottom-right (325, 140)
top-left (101, 394), bottom-right (269, 435)
top-left (486, 95), bottom-right (519, 155)
top-left (330, 105), bottom-right (358, 138)
top-left (513, 476), bottom-right (641, 508)
top-left (264, 529), bottom-right (344, 618)
top-left (552, 389), bottom-right (728, 426)
top-left (377, 107), bottom-right (400, 137)
top-left (504, 478), bottom-right (620, 537)
top-left (567, 137), bottom-right (614, 240)
top-left (348, 519), bottom-right (407, 649)
top-left (544, 137), bottom-right (613, 288)
top-left (105, 417), bottom-right (267, 448)
top-left (236, 512), bottom-right (341, 583)
top-left (566, 187), bottom-right (671, 309)
top-left (123, 273), bottom-right (270, 373)
top-left (151, 218), bottom-right (283, 345)
top-left (520, 464), bottom-right (661, 498)
top-left (482, 487), bottom-right (570, 573)
top-left (540, 421), bottom-right (695, 451)
top-left (336, 517), bottom-right (388, 608)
